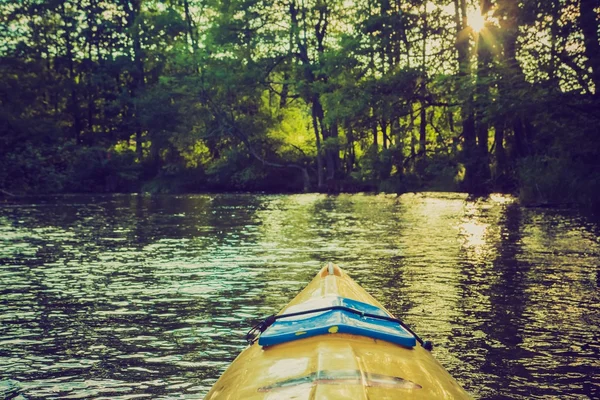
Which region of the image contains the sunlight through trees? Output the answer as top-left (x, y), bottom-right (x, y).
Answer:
top-left (0, 0), bottom-right (598, 207)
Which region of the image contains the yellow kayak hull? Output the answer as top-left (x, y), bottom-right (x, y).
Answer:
top-left (205, 264), bottom-right (472, 399)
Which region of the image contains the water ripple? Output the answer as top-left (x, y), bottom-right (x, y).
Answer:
top-left (0, 193), bottom-right (598, 399)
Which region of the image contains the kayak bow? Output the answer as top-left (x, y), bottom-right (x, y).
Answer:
top-left (205, 264), bottom-right (472, 399)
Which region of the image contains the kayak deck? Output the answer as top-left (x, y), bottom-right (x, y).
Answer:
top-left (257, 295), bottom-right (417, 348)
top-left (205, 264), bottom-right (471, 399)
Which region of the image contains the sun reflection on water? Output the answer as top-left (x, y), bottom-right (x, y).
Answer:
top-left (0, 193), bottom-right (598, 399)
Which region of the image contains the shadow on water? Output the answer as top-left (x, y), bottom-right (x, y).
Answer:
top-left (462, 202), bottom-right (535, 399)
top-left (446, 196), bottom-right (599, 400)
top-left (1, 193), bottom-right (599, 399)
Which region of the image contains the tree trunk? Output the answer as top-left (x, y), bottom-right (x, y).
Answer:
top-left (183, 0), bottom-right (199, 73)
top-left (497, 0), bottom-right (533, 160)
top-left (548, 0), bottom-right (560, 88)
top-left (494, 120), bottom-right (507, 189)
top-left (280, 70), bottom-right (289, 108)
top-left (289, 0), bottom-right (332, 189)
top-left (132, 5), bottom-right (144, 161)
top-left (454, 0), bottom-right (477, 191)
top-left (372, 108), bottom-right (378, 148)
top-left (326, 123), bottom-right (340, 180)
top-left (419, 101), bottom-right (427, 157)
top-left (381, 119), bottom-right (388, 150)
top-left (62, 4), bottom-right (82, 144)
top-left (311, 99), bottom-right (325, 188)
top-left (475, 0), bottom-right (492, 184)
top-left (392, 117), bottom-right (404, 177)
top-left (124, 0), bottom-right (145, 161)
top-left (345, 123), bottom-right (355, 174)
top-left (580, 0), bottom-right (600, 97)
top-left (409, 109), bottom-right (416, 157)
top-left (419, 3), bottom-right (428, 159)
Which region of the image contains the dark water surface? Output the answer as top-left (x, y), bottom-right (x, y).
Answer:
top-left (1, 193), bottom-right (598, 399)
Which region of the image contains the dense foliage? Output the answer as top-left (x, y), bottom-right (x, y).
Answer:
top-left (1, 0), bottom-right (599, 207)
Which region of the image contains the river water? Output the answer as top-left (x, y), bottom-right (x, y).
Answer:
top-left (0, 193), bottom-right (598, 399)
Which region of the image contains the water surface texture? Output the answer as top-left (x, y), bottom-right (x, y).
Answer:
top-left (1, 193), bottom-right (599, 399)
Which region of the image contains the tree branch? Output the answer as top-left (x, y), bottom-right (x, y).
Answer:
top-left (201, 89), bottom-right (312, 191)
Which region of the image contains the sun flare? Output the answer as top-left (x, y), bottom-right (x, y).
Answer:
top-left (467, 9), bottom-right (486, 33)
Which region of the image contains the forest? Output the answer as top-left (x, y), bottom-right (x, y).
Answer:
top-left (1, 0), bottom-right (599, 208)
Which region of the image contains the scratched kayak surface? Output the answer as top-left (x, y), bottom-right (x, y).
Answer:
top-left (205, 264), bottom-right (472, 399)
top-left (0, 193), bottom-right (599, 399)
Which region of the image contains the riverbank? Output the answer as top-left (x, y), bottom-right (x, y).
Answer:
top-left (2, 145), bottom-right (598, 214)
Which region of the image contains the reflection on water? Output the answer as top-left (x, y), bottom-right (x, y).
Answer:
top-left (0, 193), bottom-right (598, 399)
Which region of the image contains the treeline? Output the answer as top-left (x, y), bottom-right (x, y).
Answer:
top-left (1, 0), bottom-right (599, 206)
